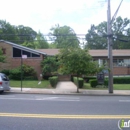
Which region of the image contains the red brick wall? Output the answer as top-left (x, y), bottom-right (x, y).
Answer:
top-left (113, 67), bottom-right (130, 75)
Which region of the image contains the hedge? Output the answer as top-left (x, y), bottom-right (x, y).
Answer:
top-left (84, 76), bottom-right (96, 82)
top-left (73, 77), bottom-right (84, 88)
top-left (113, 77), bottom-right (130, 84)
top-left (89, 79), bottom-right (108, 88)
top-left (49, 76), bottom-right (58, 88)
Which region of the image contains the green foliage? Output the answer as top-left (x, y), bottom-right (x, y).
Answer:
top-left (58, 48), bottom-right (99, 92)
top-left (0, 69), bottom-right (10, 76)
top-left (0, 48), bottom-right (5, 62)
top-left (113, 77), bottom-right (130, 84)
top-left (73, 77), bottom-right (84, 88)
top-left (89, 79), bottom-right (108, 88)
top-left (0, 20), bottom-right (37, 46)
top-left (9, 68), bottom-right (22, 80)
top-left (50, 24), bottom-right (80, 48)
top-left (84, 76), bottom-right (96, 82)
top-left (35, 31), bottom-right (49, 49)
top-left (58, 48), bottom-right (98, 76)
top-left (104, 79), bottom-right (108, 87)
top-left (85, 16), bottom-right (130, 49)
top-left (9, 64), bottom-right (37, 80)
top-left (49, 76), bottom-right (58, 88)
top-left (89, 79), bottom-right (98, 88)
top-left (41, 56), bottom-right (59, 76)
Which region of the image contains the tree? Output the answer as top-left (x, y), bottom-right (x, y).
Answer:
top-left (0, 48), bottom-right (6, 63)
top-left (0, 20), bottom-right (19, 42)
top-left (85, 16), bottom-right (130, 49)
top-left (0, 20), bottom-right (37, 47)
top-left (41, 56), bottom-right (59, 76)
top-left (35, 31), bottom-right (49, 49)
top-left (16, 25), bottom-right (37, 45)
top-left (50, 24), bottom-right (80, 48)
top-left (58, 48), bottom-right (98, 93)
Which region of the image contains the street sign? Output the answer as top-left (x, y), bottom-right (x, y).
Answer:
top-left (22, 55), bottom-right (27, 59)
top-left (97, 72), bottom-right (104, 84)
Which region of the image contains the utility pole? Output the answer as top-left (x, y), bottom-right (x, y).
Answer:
top-left (107, 0), bottom-right (113, 93)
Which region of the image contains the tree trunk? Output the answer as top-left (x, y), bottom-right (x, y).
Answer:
top-left (77, 75), bottom-right (79, 93)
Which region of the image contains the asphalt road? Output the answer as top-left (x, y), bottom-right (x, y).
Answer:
top-left (0, 93), bottom-right (130, 130)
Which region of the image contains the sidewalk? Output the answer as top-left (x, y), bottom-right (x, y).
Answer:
top-left (9, 81), bottom-right (130, 96)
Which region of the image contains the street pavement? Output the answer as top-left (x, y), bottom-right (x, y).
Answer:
top-left (9, 81), bottom-right (130, 96)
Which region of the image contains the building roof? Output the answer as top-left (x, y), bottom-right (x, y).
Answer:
top-left (0, 40), bottom-right (47, 55)
top-left (37, 49), bottom-right (60, 56)
top-left (38, 49), bottom-right (130, 57)
top-left (1, 40), bottom-right (130, 57)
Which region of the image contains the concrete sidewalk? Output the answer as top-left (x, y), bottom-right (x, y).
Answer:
top-left (9, 81), bottom-right (130, 96)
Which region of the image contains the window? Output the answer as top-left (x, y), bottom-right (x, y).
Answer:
top-left (32, 53), bottom-right (40, 57)
top-left (23, 50), bottom-right (31, 57)
top-left (13, 47), bottom-right (40, 58)
top-left (13, 48), bottom-right (21, 57)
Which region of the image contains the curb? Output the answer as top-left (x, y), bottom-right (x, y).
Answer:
top-left (6, 91), bottom-right (130, 96)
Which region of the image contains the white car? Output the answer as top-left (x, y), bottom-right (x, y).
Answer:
top-left (0, 73), bottom-right (11, 93)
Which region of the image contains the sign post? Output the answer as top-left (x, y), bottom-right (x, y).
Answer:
top-left (21, 55), bottom-right (27, 91)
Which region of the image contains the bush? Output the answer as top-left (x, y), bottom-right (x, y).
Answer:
top-left (73, 77), bottom-right (84, 88)
top-left (24, 76), bottom-right (37, 80)
top-left (0, 69), bottom-right (10, 76)
top-left (89, 79), bottom-right (98, 88)
top-left (104, 79), bottom-right (108, 87)
top-left (84, 76), bottom-right (96, 82)
top-left (89, 79), bottom-right (108, 88)
top-left (49, 76), bottom-right (58, 88)
top-left (9, 64), bottom-right (37, 80)
top-left (113, 77), bottom-right (130, 84)
top-left (9, 68), bottom-right (22, 80)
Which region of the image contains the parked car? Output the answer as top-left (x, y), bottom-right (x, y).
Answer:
top-left (0, 73), bottom-right (11, 93)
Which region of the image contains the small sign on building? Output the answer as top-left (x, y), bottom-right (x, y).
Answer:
top-left (22, 55), bottom-right (27, 59)
top-left (97, 72), bottom-right (104, 84)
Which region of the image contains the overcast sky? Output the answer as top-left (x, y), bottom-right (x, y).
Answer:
top-left (0, 0), bottom-right (130, 35)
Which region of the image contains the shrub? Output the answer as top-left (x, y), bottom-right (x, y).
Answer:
top-left (9, 68), bottom-right (22, 80)
top-left (0, 69), bottom-right (10, 76)
top-left (84, 76), bottom-right (96, 82)
top-left (24, 76), bottom-right (37, 80)
top-left (9, 64), bottom-right (37, 80)
top-left (89, 78), bottom-right (108, 88)
top-left (104, 79), bottom-right (108, 87)
top-left (49, 76), bottom-right (58, 88)
top-left (113, 77), bottom-right (130, 84)
top-left (73, 77), bottom-right (84, 88)
top-left (89, 79), bottom-right (98, 88)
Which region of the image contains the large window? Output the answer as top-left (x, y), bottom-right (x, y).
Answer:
top-left (13, 47), bottom-right (21, 57)
top-left (13, 47), bottom-right (40, 58)
top-left (113, 59), bottom-right (130, 67)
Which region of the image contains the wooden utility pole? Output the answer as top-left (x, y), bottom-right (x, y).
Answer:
top-left (107, 0), bottom-right (113, 93)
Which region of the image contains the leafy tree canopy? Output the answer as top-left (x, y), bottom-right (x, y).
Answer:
top-left (0, 48), bottom-right (5, 63)
top-left (85, 16), bottom-right (130, 49)
top-left (50, 24), bottom-right (80, 48)
top-left (41, 56), bottom-right (59, 76)
top-left (35, 31), bottom-right (49, 49)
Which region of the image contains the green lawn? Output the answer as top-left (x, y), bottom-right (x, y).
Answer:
top-left (10, 80), bottom-right (51, 88)
top-left (10, 80), bottom-right (130, 90)
top-left (83, 83), bottom-right (130, 90)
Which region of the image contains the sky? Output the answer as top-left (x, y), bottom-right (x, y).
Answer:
top-left (0, 0), bottom-right (130, 37)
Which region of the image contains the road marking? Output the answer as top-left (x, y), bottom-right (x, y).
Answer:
top-left (119, 100), bottom-right (130, 102)
top-left (0, 97), bottom-right (79, 101)
top-left (0, 113), bottom-right (130, 119)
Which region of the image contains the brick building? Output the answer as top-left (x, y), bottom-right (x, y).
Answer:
top-left (0, 40), bottom-right (130, 78)
top-left (0, 40), bottom-right (46, 79)
top-left (39, 49), bottom-right (130, 76)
